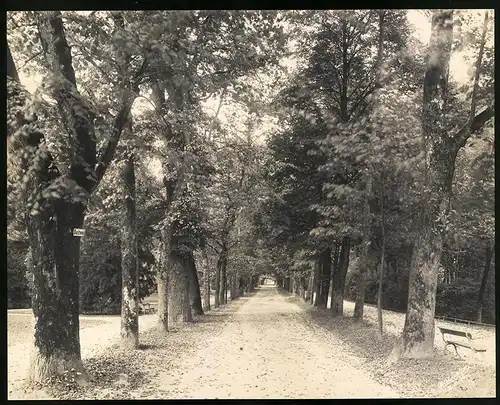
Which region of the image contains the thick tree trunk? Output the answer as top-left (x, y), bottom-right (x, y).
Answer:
top-left (120, 154), bottom-right (139, 349)
top-left (27, 198), bottom-right (87, 383)
top-left (8, 55), bottom-right (86, 383)
top-left (319, 247), bottom-right (332, 308)
top-left (186, 250), bottom-right (204, 316)
top-left (167, 252), bottom-right (192, 325)
top-left (331, 237), bottom-right (351, 316)
top-left (391, 11), bottom-right (456, 360)
top-left (477, 241), bottom-right (493, 322)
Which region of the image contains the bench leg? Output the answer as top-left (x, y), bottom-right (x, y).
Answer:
top-left (452, 344), bottom-right (460, 357)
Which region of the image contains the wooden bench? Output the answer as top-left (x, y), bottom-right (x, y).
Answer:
top-left (438, 326), bottom-right (487, 356)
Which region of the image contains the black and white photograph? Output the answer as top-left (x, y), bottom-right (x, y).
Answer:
top-left (6, 8), bottom-right (495, 400)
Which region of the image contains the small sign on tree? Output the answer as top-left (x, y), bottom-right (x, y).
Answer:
top-left (72, 228), bottom-right (85, 237)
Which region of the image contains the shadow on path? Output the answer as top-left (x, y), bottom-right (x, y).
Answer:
top-left (49, 293), bottom-right (253, 400)
top-left (278, 289), bottom-right (492, 398)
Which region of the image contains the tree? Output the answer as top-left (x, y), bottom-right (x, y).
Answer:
top-left (390, 10), bottom-right (494, 360)
top-left (119, 120), bottom-right (139, 349)
top-left (7, 10), bottom-right (146, 382)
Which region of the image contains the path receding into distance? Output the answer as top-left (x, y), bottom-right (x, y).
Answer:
top-left (10, 285), bottom-right (495, 400)
top-left (10, 285), bottom-right (401, 399)
top-left (140, 285), bottom-right (399, 399)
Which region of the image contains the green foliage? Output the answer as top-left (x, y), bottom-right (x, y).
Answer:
top-left (80, 245), bottom-right (156, 315)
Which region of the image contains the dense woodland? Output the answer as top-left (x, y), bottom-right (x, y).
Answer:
top-left (7, 9), bottom-right (494, 383)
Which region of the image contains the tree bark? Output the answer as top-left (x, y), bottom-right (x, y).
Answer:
top-left (331, 237), bottom-right (351, 316)
top-left (377, 174), bottom-right (386, 339)
top-left (313, 258), bottom-right (323, 307)
top-left (19, 12), bottom-right (139, 382)
top-left (156, 229), bottom-right (169, 332)
top-left (167, 252), bottom-right (192, 325)
top-left (391, 11), bottom-right (456, 360)
top-left (220, 252), bottom-right (228, 305)
top-left (224, 271), bottom-right (229, 304)
top-left (8, 44), bottom-right (87, 384)
top-left (215, 248), bottom-right (227, 307)
top-left (319, 247), bottom-right (332, 308)
top-left (202, 248), bottom-right (211, 311)
top-left (330, 242), bottom-right (341, 310)
top-left (7, 45), bottom-right (20, 82)
top-left (186, 250), bottom-right (204, 316)
top-left (27, 199), bottom-right (87, 382)
top-left (308, 271), bottom-right (314, 304)
top-left (354, 175), bottom-right (372, 322)
top-left (120, 153), bottom-right (139, 349)
top-left (477, 240), bottom-right (493, 322)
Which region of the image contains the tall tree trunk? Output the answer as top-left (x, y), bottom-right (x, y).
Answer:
top-left (394, 9), bottom-right (494, 356)
top-left (157, 229), bottom-right (169, 332)
top-left (186, 250), bottom-right (204, 316)
top-left (18, 12), bottom-right (139, 382)
top-left (354, 176), bottom-right (372, 321)
top-left (120, 152), bottom-right (139, 349)
top-left (220, 253), bottom-right (228, 305)
top-left (330, 242), bottom-right (341, 310)
top-left (308, 271), bottom-right (314, 304)
top-left (314, 259), bottom-right (323, 307)
top-left (331, 237), bottom-right (351, 316)
top-left (27, 199), bottom-right (86, 382)
top-left (477, 240), bottom-right (493, 322)
top-left (224, 272), bottom-right (229, 303)
top-left (202, 248), bottom-right (211, 311)
top-left (8, 53), bottom-right (87, 383)
top-left (215, 255), bottom-right (221, 308)
top-left (377, 174), bottom-right (386, 339)
top-left (391, 11), bottom-right (457, 360)
top-left (320, 247), bottom-right (332, 308)
top-left (299, 276), bottom-right (307, 299)
top-left (168, 252), bottom-right (192, 325)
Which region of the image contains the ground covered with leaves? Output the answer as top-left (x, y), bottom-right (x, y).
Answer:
top-left (8, 287), bottom-right (495, 400)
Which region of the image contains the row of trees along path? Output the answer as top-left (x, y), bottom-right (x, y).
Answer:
top-left (7, 9), bottom-right (494, 394)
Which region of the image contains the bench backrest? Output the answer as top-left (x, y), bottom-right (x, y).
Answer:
top-left (438, 327), bottom-right (472, 340)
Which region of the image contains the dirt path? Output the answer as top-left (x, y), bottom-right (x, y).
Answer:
top-left (9, 286), bottom-right (495, 399)
top-left (148, 285), bottom-right (398, 399)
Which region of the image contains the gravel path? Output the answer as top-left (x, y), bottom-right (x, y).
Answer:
top-left (149, 285), bottom-right (398, 399)
top-left (8, 286), bottom-right (495, 399)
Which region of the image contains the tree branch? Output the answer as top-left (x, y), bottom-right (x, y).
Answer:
top-left (454, 10), bottom-right (492, 149)
top-left (93, 56), bottom-right (148, 188)
top-left (454, 104), bottom-right (495, 148)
